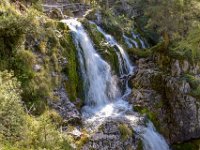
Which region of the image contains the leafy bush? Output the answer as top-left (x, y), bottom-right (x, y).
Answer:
top-left (24, 110), bottom-right (72, 150)
top-left (170, 27), bottom-right (200, 62)
top-left (0, 71), bottom-right (26, 142)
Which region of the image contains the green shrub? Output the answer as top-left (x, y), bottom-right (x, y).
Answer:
top-left (14, 49), bottom-right (36, 81)
top-left (0, 71), bottom-right (26, 142)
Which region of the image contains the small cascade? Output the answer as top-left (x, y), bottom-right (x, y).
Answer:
top-left (63, 18), bottom-right (169, 150)
top-left (123, 31), bottom-right (149, 49)
top-left (136, 122), bottom-right (170, 150)
top-left (132, 32), bottom-right (149, 49)
top-left (93, 24), bottom-right (134, 96)
top-left (92, 22), bottom-right (134, 75)
top-left (123, 34), bottom-right (139, 48)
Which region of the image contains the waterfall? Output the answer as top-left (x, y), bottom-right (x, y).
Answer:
top-left (132, 32), bottom-right (149, 49)
top-left (62, 19), bottom-right (120, 109)
top-left (94, 24), bottom-right (134, 97)
top-left (62, 18), bottom-right (169, 150)
top-left (123, 34), bottom-right (139, 48)
top-left (136, 122), bottom-right (170, 150)
top-left (122, 32), bottom-right (149, 49)
top-left (90, 21), bottom-right (134, 75)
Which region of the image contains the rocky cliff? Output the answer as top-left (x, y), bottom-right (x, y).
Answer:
top-left (129, 44), bottom-right (200, 148)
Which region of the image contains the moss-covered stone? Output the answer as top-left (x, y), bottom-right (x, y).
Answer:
top-left (118, 123), bottom-right (133, 141)
top-left (184, 74), bottom-right (200, 99)
top-left (127, 47), bottom-right (152, 58)
top-left (172, 139), bottom-right (200, 150)
top-left (60, 30), bottom-right (80, 102)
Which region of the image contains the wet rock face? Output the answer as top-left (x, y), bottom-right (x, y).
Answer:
top-left (51, 86), bottom-right (81, 124)
top-left (130, 57), bottom-right (200, 144)
top-left (82, 120), bottom-right (140, 150)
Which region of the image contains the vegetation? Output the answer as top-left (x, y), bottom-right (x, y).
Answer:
top-left (0, 71), bottom-right (72, 149)
top-left (0, 0), bottom-right (78, 149)
top-left (172, 139), bottom-right (200, 150)
top-left (118, 123), bottom-right (133, 141)
top-left (184, 74), bottom-right (200, 99)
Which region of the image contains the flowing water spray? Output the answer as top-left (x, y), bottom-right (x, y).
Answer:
top-left (62, 18), bottom-right (169, 150)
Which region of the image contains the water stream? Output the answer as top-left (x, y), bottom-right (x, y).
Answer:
top-left (62, 18), bottom-right (169, 150)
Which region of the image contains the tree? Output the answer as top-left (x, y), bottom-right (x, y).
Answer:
top-left (140, 0), bottom-right (200, 40)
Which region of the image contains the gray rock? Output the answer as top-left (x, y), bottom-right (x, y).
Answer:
top-left (182, 60), bottom-right (189, 72)
top-left (171, 60), bottom-right (181, 76)
top-left (33, 64), bottom-right (42, 72)
top-left (51, 86), bottom-right (81, 124)
top-left (82, 120), bottom-right (140, 150)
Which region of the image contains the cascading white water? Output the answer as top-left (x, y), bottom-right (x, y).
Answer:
top-left (94, 24), bottom-right (134, 97)
top-left (132, 32), bottom-right (149, 49)
top-left (136, 122), bottom-right (170, 150)
top-left (62, 18), bottom-right (169, 150)
top-left (62, 19), bottom-right (120, 109)
top-left (123, 34), bottom-right (139, 48)
top-left (91, 22), bottom-right (134, 75)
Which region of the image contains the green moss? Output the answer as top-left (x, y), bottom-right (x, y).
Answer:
top-left (184, 74), bottom-right (200, 99)
top-left (150, 41), bottom-right (166, 53)
top-left (136, 140), bottom-right (143, 150)
top-left (127, 47), bottom-right (152, 58)
top-left (76, 135), bottom-right (89, 149)
top-left (60, 31), bottom-right (81, 102)
top-left (172, 139), bottom-right (200, 150)
top-left (134, 106), bottom-right (160, 131)
top-left (118, 123), bottom-right (133, 141)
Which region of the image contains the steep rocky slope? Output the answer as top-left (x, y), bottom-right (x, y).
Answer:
top-left (128, 43), bottom-right (200, 148)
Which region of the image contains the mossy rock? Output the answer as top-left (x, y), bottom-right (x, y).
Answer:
top-left (60, 31), bottom-right (80, 102)
top-left (118, 123), bottom-right (133, 141)
top-left (184, 74), bottom-right (200, 99)
top-left (172, 139), bottom-right (200, 150)
top-left (127, 47), bottom-right (152, 58)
